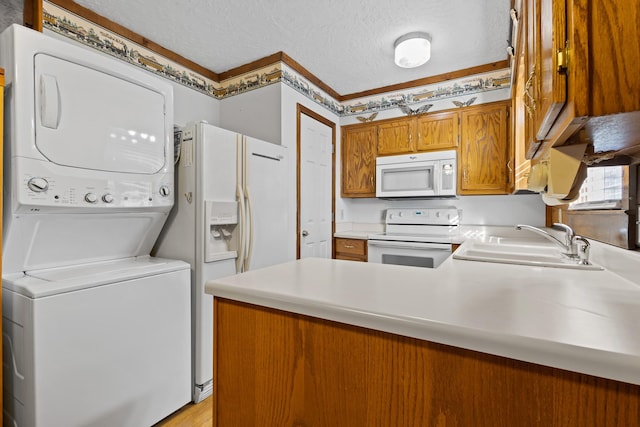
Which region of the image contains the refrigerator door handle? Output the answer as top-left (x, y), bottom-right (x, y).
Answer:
top-left (244, 185), bottom-right (254, 272)
top-left (236, 183), bottom-right (246, 273)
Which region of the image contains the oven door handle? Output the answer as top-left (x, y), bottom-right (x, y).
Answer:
top-left (367, 240), bottom-right (451, 250)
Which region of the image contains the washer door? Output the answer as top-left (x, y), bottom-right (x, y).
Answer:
top-left (34, 53), bottom-right (166, 174)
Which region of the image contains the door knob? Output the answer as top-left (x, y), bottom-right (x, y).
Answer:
top-left (302, 230), bottom-right (309, 237)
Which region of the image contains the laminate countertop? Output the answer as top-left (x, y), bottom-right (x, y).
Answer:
top-left (206, 236), bottom-right (640, 386)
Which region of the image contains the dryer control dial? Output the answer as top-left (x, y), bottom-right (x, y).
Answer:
top-left (159, 185), bottom-right (171, 197)
top-left (84, 193), bottom-right (98, 204)
top-left (102, 193), bottom-right (114, 203)
top-left (27, 177), bottom-right (49, 192)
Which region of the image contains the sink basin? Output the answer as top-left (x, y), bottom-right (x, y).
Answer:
top-left (453, 238), bottom-right (603, 270)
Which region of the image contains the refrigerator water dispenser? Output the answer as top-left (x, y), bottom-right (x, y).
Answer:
top-left (204, 201), bottom-right (238, 262)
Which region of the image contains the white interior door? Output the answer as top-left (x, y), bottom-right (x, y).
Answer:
top-left (299, 114), bottom-right (332, 258)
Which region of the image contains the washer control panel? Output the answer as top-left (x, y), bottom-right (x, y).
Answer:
top-left (14, 158), bottom-right (173, 213)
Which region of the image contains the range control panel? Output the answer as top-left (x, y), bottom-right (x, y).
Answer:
top-left (14, 157), bottom-right (173, 213)
top-left (385, 208), bottom-right (460, 226)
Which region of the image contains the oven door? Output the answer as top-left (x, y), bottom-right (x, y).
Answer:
top-left (367, 240), bottom-right (452, 268)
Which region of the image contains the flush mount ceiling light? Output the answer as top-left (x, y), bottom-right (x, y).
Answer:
top-left (394, 32), bottom-right (431, 68)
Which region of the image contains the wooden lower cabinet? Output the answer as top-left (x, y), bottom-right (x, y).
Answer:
top-left (334, 237), bottom-right (367, 262)
top-left (213, 298), bottom-right (640, 427)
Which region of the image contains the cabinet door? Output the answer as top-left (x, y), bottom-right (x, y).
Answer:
top-left (377, 119), bottom-right (414, 156)
top-left (415, 111), bottom-right (459, 151)
top-left (534, 0), bottom-right (566, 141)
top-left (459, 102), bottom-right (510, 195)
top-left (341, 125), bottom-right (377, 197)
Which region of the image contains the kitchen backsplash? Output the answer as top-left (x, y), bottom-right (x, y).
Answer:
top-left (337, 194), bottom-right (545, 227)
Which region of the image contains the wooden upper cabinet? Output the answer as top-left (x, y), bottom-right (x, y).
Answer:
top-left (459, 101), bottom-right (510, 195)
top-left (341, 124), bottom-right (377, 197)
top-left (533, 0), bottom-right (567, 142)
top-left (521, 0), bottom-right (640, 160)
top-left (415, 111), bottom-right (459, 151)
top-left (376, 119), bottom-right (414, 156)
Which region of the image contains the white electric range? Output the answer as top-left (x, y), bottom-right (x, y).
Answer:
top-left (368, 208), bottom-right (461, 268)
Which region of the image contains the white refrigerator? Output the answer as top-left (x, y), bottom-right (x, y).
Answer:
top-left (153, 121), bottom-right (291, 402)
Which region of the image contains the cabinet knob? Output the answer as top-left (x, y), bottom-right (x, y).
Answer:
top-left (302, 230), bottom-right (309, 237)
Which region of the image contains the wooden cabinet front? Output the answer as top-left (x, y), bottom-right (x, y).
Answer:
top-left (415, 111), bottom-right (459, 151)
top-left (519, 0), bottom-right (640, 160)
top-left (376, 119), bottom-right (414, 156)
top-left (533, 0), bottom-right (567, 142)
top-left (341, 125), bottom-right (377, 197)
top-left (459, 101), bottom-right (510, 194)
top-left (341, 101), bottom-right (513, 197)
top-left (214, 298), bottom-right (640, 427)
top-left (334, 237), bottom-right (367, 262)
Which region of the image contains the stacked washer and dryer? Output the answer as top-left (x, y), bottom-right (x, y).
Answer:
top-left (1, 25), bottom-right (191, 426)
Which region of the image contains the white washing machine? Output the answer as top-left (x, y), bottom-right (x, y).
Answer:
top-left (1, 25), bottom-right (191, 426)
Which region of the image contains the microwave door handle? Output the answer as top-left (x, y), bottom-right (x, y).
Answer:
top-left (433, 161), bottom-right (441, 194)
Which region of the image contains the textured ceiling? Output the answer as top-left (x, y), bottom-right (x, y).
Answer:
top-left (72, 0), bottom-right (511, 95)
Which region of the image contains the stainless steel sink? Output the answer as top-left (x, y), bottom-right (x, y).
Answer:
top-left (453, 238), bottom-right (603, 270)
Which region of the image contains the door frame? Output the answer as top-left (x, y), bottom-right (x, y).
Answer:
top-left (296, 103), bottom-right (336, 259)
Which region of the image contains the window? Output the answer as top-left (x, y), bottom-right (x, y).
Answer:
top-left (569, 166), bottom-right (626, 210)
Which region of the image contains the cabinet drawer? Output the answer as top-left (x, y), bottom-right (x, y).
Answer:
top-left (335, 238), bottom-right (366, 256)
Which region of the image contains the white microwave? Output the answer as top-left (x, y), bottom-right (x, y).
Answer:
top-left (376, 150), bottom-right (457, 198)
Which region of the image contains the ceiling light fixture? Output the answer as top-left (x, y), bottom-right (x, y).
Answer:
top-left (394, 32), bottom-right (431, 68)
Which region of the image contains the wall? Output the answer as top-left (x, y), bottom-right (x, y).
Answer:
top-left (339, 194), bottom-right (545, 227)
top-left (219, 84), bottom-right (281, 144)
top-left (340, 87), bottom-right (512, 126)
top-left (0, 0), bottom-right (23, 33)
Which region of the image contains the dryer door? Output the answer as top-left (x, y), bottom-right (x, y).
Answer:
top-left (34, 53), bottom-right (167, 174)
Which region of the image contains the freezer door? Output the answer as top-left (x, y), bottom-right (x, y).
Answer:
top-left (243, 137), bottom-right (291, 271)
top-left (34, 53), bottom-right (167, 174)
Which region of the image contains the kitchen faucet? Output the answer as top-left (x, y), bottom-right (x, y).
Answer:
top-left (515, 223), bottom-right (592, 265)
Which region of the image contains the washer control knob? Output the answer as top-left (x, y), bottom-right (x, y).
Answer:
top-left (27, 177), bottom-right (49, 192)
top-left (85, 193), bottom-right (98, 204)
top-left (102, 193), bottom-right (114, 203)
top-left (159, 185), bottom-right (171, 197)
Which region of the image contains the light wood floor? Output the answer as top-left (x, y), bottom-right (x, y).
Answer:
top-left (154, 396), bottom-right (212, 426)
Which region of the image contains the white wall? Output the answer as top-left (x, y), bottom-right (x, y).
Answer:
top-left (339, 194), bottom-right (545, 226)
top-left (0, 1), bottom-right (23, 33)
top-left (172, 82), bottom-right (219, 127)
top-left (340, 87), bottom-right (511, 126)
top-left (219, 84), bottom-right (281, 144)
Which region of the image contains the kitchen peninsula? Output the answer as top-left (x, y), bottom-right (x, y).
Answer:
top-left (206, 245), bottom-right (640, 426)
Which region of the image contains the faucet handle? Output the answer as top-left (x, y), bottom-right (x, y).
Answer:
top-left (552, 223), bottom-right (574, 235)
top-left (552, 223), bottom-right (575, 246)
